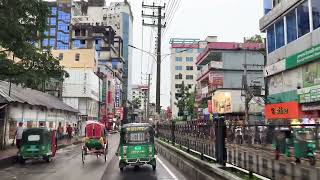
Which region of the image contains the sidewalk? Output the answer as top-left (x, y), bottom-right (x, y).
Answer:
top-left (0, 136), bottom-right (82, 168)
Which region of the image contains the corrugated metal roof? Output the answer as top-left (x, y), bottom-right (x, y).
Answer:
top-left (0, 81), bottom-right (79, 113)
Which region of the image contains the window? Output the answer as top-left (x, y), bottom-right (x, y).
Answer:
top-left (75, 29), bottom-right (80, 36)
top-left (275, 19), bottom-right (285, 48)
top-left (42, 39), bottom-right (48, 46)
top-left (58, 53), bottom-right (63, 60)
top-left (175, 84), bottom-right (182, 88)
top-left (50, 17), bottom-right (56, 26)
top-left (175, 57), bottom-right (182, 62)
top-left (198, 48), bottom-right (204, 53)
top-left (175, 93), bottom-right (182, 99)
top-left (75, 53), bottom-right (80, 61)
top-left (286, 10), bottom-right (297, 43)
top-left (188, 84), bottom-right (192, 89)
top-left (81, 29), bottom-right (86, 36)
top-left (175, 74), bottom-right (182, 79)
top-left (186, 75), bottom-right (193, 80)
top-left (58, 22), bottom-right (68, 32)
top-left (51, 7), bottom-right (57, 15)
top-left (50, 28), bottom-right (56, 36)
top-left (197, 66), bottom-right (201, 71)
top-left (175, 66), bottom-right (182, 70)
top-left (44, 31), bottom-right (49, 36)
top-left (267, 25), bottom-right (275, 53)
top-left (186, 57), bottom-right (193, 62)
top-left (186, 66), bottom-right (193, 70)
top-left (73, 40), bottom-right (80, 48)
top-left (57, 42), bottom-right (68, 50)
top-left (312, 0), bottom-right (320, 30)
top-left (297, 0), bottom-right (310, 37)
top-left (49, 39), bottom-right (55, 46)
top-left (186, 49), bottom-right (193, 53)
top-left (175, 48), bottom-right (182, 53)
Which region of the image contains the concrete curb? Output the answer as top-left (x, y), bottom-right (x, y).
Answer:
top-left (0, 140), bottom-right (82, 169)
top-left (156, 139), bottom-right (243, 180)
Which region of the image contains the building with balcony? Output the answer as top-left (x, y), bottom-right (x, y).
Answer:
top-left (261, 0), bottom-right (320, 123)
top-left (196, 40), bottom-right (265, 122)
top-left (169, 38), bottom-right (206, 118)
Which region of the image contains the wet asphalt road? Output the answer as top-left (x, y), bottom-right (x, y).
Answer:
top-left (0, 134), bottom-right (187, 180)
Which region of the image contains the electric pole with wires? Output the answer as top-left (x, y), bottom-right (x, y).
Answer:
top-left (142, 2), bottom-right (166, 114)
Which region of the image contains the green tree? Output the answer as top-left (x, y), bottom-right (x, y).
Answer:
top-left (0, 0), bottom-right (68, 90)
top-left (245, 34), bottom-right (263, 43)
top-left (132, 97), bottom-right (141, 109)
top-left (175, 81), bottom-right (196, 120)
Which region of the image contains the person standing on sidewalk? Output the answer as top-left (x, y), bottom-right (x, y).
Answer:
top-left (14, 122), bottom-right (24, 151)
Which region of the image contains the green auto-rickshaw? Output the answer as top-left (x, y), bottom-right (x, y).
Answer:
top-left (293, 128), bottom-right (317, 165)
top-left (273, 127), bottom-right (293, 159)
top-left (117, 123), bottom-right (156, 171)
top-left (18, 128), bottom-right (57, 164)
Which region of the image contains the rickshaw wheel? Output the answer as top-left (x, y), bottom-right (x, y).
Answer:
top-left (309, 157), bottom-right (316, 166)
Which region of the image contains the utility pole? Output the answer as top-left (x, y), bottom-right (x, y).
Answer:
top-left (242, 50), bottom-right (265, 124)
top-left (147, 74), bottom-right (151, 121)
top-left (142, 2), bottom-right (166, 114)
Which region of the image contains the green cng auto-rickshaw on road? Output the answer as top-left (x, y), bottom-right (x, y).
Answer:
top-left (293, 128), bottom-right (317, 165)
top-left (18, 128), bottom-right (57, 164)
top-left (117, 123), bottom-right (156, 171)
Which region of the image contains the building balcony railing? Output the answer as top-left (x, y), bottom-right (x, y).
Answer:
top-left (197, 61), bottom-right (223, 80)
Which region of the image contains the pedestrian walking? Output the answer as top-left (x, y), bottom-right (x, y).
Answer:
top-left (66, 124), bottom-right (73, 142)
top-left (14, 122), bottom-right (24, 151)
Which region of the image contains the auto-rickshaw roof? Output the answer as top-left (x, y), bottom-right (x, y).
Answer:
top-left (121, 123), bottom-right (153, 132)
top-left (23, 127), bottom-right (50, 133)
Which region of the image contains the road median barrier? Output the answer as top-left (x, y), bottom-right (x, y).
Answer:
top-left (156, 138), bottom-right (243, 180)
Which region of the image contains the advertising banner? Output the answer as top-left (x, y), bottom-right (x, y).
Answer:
top-left (209, 72), bottom-right (223, 90)
top-left (208, 100), bottom-right (212, 113)
top-left (115, 84), bottom-right (121, 107)
top-left (212, 91), bottom-right (231, 113)
top-left (286, 44), bottom-right (320, 69)
top-left (115, 107), bottom-right (124, 121)
top-left (265, 101), bottom-right (301, 119)
top-left (302, 62), bottom-right (320, 88)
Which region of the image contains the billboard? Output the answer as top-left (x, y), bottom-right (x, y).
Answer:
top-left (115, 84), bottom-right (121, 107)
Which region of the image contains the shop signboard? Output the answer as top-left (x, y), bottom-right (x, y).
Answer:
top-left (286, 44), bottom-right (320, 70)
top-left (115, 84), bottom-right (121, 107)
top-left (115, 107), bottom-right (124, 121)
top-left (302, 62), bottom-right (320, 88)
top-left (265, 101), bottom-right (301, 119)
top-left (298, 85), bottom-right (320, 103)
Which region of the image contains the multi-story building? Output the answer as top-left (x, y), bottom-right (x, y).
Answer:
top-left (196, 39), bottom-right (265, 123)
top-left (169, 38), bottom-right (205, 118)
top-left (261, 0), bottom-right (320, 123)
top-left (51, 49), bottom-right (100, 121)
top-left (43, 0), bottom-right (71, 50)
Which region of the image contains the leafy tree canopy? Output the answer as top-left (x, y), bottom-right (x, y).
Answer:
top-left (245, 34), bottom-right (263, 43)
top-left (0, 0), bottom-right (68, 90)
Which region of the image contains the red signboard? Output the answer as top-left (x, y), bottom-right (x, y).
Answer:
top-left (115, 107), bottom-right (124, 121)
top-left (208, 100), bottom-right (212, 113)
top-left (265, 102), bottom-right (301, 119)
top-left (107, 91), bottom-right (112, 104)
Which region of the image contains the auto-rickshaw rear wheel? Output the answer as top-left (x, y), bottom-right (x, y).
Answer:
top-left (44, 156), bottom-right (51, 163)
top-left (309, 156), bottom-right (316, 166)
top-left (18, 157), bottom-right (25, 164)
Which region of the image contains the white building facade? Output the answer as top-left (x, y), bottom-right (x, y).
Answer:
top-left (169, 38), bottom-right (203, 118)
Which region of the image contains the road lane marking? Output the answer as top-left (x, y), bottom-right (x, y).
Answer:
top-left (157, 157), bottom-right (179, 180)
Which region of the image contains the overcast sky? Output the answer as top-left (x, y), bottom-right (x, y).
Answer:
top-left (107, 0), bottom-right (264, 108)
